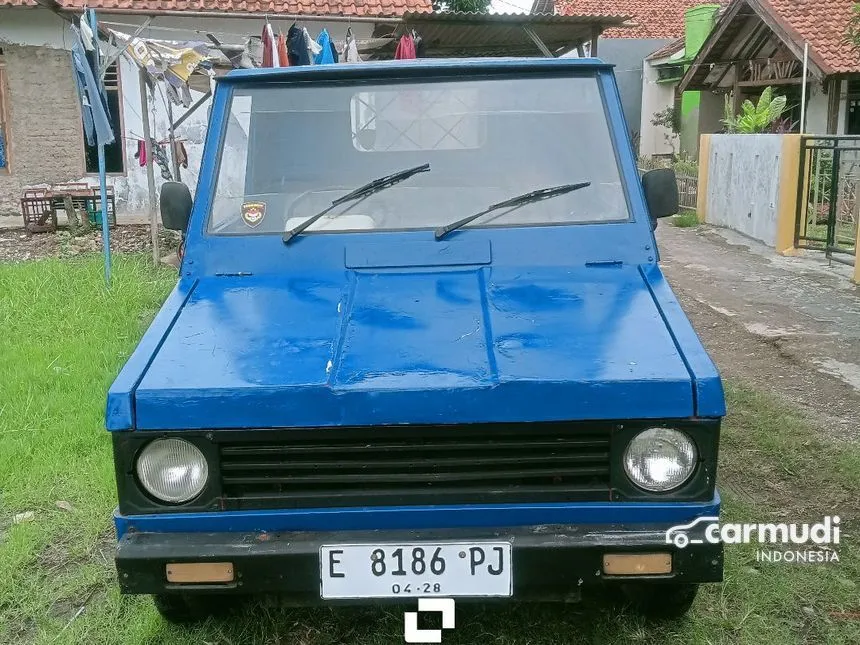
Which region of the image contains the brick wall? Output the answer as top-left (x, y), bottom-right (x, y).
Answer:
top-left (0, 44), bottom-right (85, 217)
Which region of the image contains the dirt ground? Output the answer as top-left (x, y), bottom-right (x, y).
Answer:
top-left (0, 222), bottom-right (178, 263)
top-left (657, 224), bottom-right (860, 443)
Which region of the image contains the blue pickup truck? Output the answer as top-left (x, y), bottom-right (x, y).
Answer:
top-left (108, 58), bottom-right (724, 622)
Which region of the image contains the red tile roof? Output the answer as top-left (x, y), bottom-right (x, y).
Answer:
top-left (646, 36), bottom-right (684, 61)
top-left (555, 1), bottom-right (711, 39)
top-left (1, 0), bottom-right (431, 16)
top-left (760, 0), bottom-right (859, 75)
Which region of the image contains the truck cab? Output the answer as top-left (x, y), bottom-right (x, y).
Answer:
top-left (108, 58), bottom-right (724, 622)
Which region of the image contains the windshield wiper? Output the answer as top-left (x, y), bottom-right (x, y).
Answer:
top-left (434, 182), bottom-right (591, 240)
top-left (283, 163), bottom-right (430, 244)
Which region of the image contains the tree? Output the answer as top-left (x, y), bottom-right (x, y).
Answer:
top-left (432, 0), bottom-right (492, 12)
top-left (722, 86), bottom-right (789, 134)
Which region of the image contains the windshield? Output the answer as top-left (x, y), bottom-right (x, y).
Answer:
top-left (208, 75), bottom-right (630, 236)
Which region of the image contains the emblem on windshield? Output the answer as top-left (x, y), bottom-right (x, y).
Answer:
top-left (241, 201), bottom-right (266, 227)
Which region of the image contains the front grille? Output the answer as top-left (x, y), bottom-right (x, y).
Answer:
top-left (217, 423), bottom-right (611, 510)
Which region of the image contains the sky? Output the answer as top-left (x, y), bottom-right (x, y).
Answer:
top-left (490, 0), bottom-right (534, 14)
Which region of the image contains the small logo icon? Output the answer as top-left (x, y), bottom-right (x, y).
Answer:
top-left (404, 598), bottom-right (456, 644)
top-left (241, 201), bottom-right (266, 227)
top-left (665, 516), bottom-right (720, 548)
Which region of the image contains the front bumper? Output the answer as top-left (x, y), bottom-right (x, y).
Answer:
top-left (116, 524), bottom-right (723, 602)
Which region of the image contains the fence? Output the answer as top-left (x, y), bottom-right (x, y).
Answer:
top-left (638, 162), bottom-right (698, 212)
top-left (794, 136), bottom-right (858, 267)
top-left (676, 174), bottom-right (698, 212)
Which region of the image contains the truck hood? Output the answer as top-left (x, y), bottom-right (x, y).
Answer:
top-left (134, 265), bottom-right (700, 429)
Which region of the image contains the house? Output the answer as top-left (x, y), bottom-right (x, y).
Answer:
top-left (640, 4), bottom-right (721, 158)
top-left (678, 0), bottom-right (860, 137)
top-left (541, 0), bottom-right (711, 146)
top-left (0, 1), bottom-right (628, 220)
top-left (0, 0), bottom-right (431, 219)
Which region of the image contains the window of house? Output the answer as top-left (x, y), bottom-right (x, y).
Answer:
top-left (845, 79), bottom-right (860, 135)
top-left (657, 65), bottom-right (684, 83)
top-left (0, 51), bottom-right (9, 171)
top-left (83, 62), bottom-right (124, 173)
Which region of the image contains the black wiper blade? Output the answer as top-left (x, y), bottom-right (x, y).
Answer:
top-left (434, 182), bottom-right (591, 240)
top-left (283, 163), bottom-right (430, 244)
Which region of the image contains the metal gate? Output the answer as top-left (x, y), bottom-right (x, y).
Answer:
top-left (795, 136), bottom-right (859, 266)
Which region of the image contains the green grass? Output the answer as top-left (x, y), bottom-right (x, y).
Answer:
top-left (671, 211), bottom-right (701, 228)
top-left (0, 255), bottom-right (858, 644)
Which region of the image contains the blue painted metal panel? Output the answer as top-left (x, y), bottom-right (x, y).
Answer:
top-left (107, 58), bottom-right (724, 433)
top-left (132, 264), bottom-right (696, 429)
top-left (105, 279), bottom-right (196, 430)
top-left (115, 494), bottom-right (721, 538)
top-left (218, 58), bottom-right (615, 85)
top-left (639, 264), bottom-right (726, 416)
top-left (344, 240), bottom-right (491, 269)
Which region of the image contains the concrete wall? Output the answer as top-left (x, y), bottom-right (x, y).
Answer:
top-left (697, 134), bottom-right (800, 252)
top-left (704, 134), bottom-right (782, 245)
top-left (0, 43), bottom-right (87, 216)
top-left (639, 62), bottom-right (677, 157)
top-left (0, 7), bottom-right (374, 220)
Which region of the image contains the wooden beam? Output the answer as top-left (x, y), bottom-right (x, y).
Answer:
top-left (746, 0), bottom-right (827, 77)
top-left (738, 77), bottom-right (803, 86)
top-left (590, 26), bottom-right (600, 57)
top-left (678, 0), bottom-right (747, 92)
top-left (826, 75), bottom-right (842, 135)
top-left (733, 62), bottom-right (743, 114)
top-left (522, 25), bottom-right (553, 57)
top-left (139, 68), bottom-right (159, 267)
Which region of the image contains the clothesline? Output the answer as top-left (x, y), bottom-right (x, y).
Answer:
top-left (99, 19), bottom-right (395, 51)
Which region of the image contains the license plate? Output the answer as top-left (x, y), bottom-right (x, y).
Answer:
top-left (320, 542), bottom-right (512, 599)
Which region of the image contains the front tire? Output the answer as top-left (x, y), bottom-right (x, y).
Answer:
top-left (152, 593), bottom-right (244, 623)
top-left (621, 583), bottom-right (699, 619)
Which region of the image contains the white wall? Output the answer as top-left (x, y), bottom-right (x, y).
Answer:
top-left (705, 134), bottom-right (784, 245)
top-left (1, 7), bottom-right (374, 219)
top-left (639, 61), bottom-right (678, 157)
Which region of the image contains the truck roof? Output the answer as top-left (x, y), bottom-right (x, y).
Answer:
top-left (221, 57), bottom-right (614, 83)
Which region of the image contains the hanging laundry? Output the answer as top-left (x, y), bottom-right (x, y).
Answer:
top-left (261, 23), bottom-right (274, 67)
top-left (165, 82), bottom-right (193, 108)
top-left (174, 141), bottom-right (189, 169)
top-left (79, 14), bottom-right (95, 51)
top-left (314, 29), bottom-right (336, 65)
top-left (70, 27), bottom-right (114, 146)
top-left (287, 24), bottom-right (310, 66)
top-left (304, 27), bottom-right (322, 63)
top-left (150, 139), bottom-right (172, 180)
top-left (394, 33), bottom-right (416, 60)
top-left (343, 28), bottom-right (362, 63)
top-left (413, 30), bottom-right (426, 58)
top-left (329, 39), bottom-right (339, 63)
top-left (115, 29), bottom-right (211, 106)
top-left (277, 32), bottom-right (290, 67)
top-left (134, 140), bottom-right (147, 167)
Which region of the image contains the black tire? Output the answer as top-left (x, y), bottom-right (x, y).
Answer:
top-left (152, 593), bottom-right (244, 624)
top-left (621, 583), bottom-right (699, 620)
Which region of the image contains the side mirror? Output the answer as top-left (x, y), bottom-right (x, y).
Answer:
top-left (160, 182), bottom-right (193, 232)
top-left (641, 168), bottom-right (680, 225)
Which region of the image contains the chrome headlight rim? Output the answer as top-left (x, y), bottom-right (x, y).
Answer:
top-left (622, 427), bottom-right (698, 493)
top-left (135, 437), bottom-right (210, 504)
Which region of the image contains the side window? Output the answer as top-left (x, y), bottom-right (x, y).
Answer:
top-left (83, 62), bottom-right (124, 173)
top-left (0, 51), bottom-right (9, 171)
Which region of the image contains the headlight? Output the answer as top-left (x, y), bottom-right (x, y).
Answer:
top-left (136, 438), bottom-right (209, 503)
top-left (623, 428), bottom-right (697, 492)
